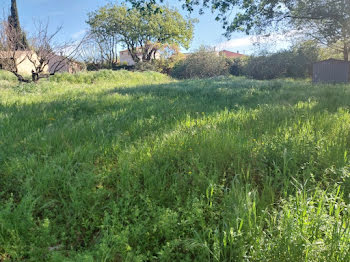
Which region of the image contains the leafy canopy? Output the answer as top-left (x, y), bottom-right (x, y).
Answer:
top-left (87, 4), bottom-right (195, 62)
top-left (127, 0), bottom-right (350, 60)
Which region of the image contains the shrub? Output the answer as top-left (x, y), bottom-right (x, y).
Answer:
top-left (134, 61), bottom-right (159, 72)
top-left (244, 54), bottom-right (287, 80)
top-left (171, 47), bottom-right (230, 79)
top-left (49, 69), bottom-right (169, 84)
top-left (154, 52), bottom-right (186, 75)
top-left (244, 42), bottom-right (319, 80)
top-left (0, 70), bottom-right (17, 81)
top-left (134, 46), bottom-right (186, 75)
top-left (226, 57), bottom-right (247, 76)
top-left (86, 62), bottom-right (113, 71)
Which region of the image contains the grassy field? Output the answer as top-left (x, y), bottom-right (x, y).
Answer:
top-left (1, 70), bottom-right (350, 261)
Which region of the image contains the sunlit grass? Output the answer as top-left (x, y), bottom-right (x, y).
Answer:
top-left (1, 70), bottom-right (350, 261)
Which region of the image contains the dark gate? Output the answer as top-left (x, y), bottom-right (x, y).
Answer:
top-left (313, 59), bottom-right (350, 83)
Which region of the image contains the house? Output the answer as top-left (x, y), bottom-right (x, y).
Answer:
top-left (48, 55), bottom-right (85, 74)
top-left (313, 59), bottom-right (350, 83)
top-left (0, 51), bottom-right (48, 76)
top-left (119, 48), bottom-right (160, 66)
top-left (0, 51), bottom-right (84, 75)
top-left (219, 50), bottom-right (246, 59)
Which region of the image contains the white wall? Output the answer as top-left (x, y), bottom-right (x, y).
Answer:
top-left (119, 50), bottom-right (160, 66)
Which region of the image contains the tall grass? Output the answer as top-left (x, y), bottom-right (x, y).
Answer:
top-left (0, 72), bottom-right (350, 261)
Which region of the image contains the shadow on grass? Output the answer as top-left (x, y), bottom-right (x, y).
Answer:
top-left (3, 78), bottom-right (350, 163)
top-left (2, 77), bottom-right (350, 257)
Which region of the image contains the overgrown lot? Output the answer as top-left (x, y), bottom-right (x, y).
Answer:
top-left (1, 70), bottom-right (350, 261)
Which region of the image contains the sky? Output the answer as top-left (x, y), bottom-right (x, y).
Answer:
top-left (0, 0), bottom-right (290, 55)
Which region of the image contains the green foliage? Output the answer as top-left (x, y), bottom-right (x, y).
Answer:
top-left (87, 4), bottom-right (195, 64)
top-left (48, 69), bottom-right (168, 84)
top-left (226, 57), bottom-right (247, 76)
top-left (244, 43), bottom-right (319, 80)
top-left (135, 47), bottom-right (186, 74)
top-left (319, 43), bottom-right (345, 61)
top-left (0, 70), bottom-right (17, 81)
top-left (1, 71), bottom-right (350, 260)
top-left (134, 61), bottom-right (159, 72)
top-left (171, 47), bottom-right (230, 79)
top-left (127, 0), bottom-right (350, 60)
top-left (8, 0), bottom-right (29, 50)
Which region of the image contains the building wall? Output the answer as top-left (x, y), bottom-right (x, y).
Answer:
top-left (120, 51), bottom-right (139, 66)
top-left (313, 60), bottom-right (350, 83)
top-left (119, 50), bottom-right (160, 66)
top-left (0, 52), bottom-right (83, 75)
top-left (16, 53), bottom-right (48, 76)
top-left (48, 58), bottom-right (70, 74)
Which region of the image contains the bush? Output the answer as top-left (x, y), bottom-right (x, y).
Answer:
top-left (155, 52), bottom-right (186, 75)
top-left (86, 62), bottom-right (112, 71)
top-left (171, 47), bottom-right (230, 79)
top-left (0, 70), bottom-right (17, 81)
top-left (134, 61), bottom-right (159, 72)
top-left (226, 57), bottom-right (247, 76)
top-left (49, 69), bottom-right (169, 84)
top-left (244, 41), bottom-right (319, 80)
top-left (244, 54), bottom-right (287, 80)
top-left (134, 50), bottom-right (186, 75)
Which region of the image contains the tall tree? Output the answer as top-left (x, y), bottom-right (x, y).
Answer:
top-left (87, 4), bottom-right (195, 63)
top-left (8, 0), bottom-right (28, 50)
top-left (86, 5), bottom-right (119, 67)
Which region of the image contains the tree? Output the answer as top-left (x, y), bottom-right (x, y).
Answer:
top-left (27, 21), bottom-right (86, 80)
top-left (87, 4), bottom-right (195, 64)
top-left (290, 0), bottom-right (350, 61)
top-left (171, 46), bottom-right (230, 79)
top-left (8, 0), bottom-right (28, 50)
top-left (0, 19), bottom-right (85, 82)
top-left (0, 20), bottom-right (29, 81)
top-left (128, 0), bottom-right (350, 61)
top-left (86, 5), bottom-right (119, 67)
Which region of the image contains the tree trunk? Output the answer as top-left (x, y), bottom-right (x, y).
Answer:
top-left (12, 71), bottom-right (29, 82)
top-left (129, 47), bottom-right (140, 63)
top-left (343, 42), bottom-right (349, 61)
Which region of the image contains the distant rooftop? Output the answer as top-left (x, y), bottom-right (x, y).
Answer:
top-left (219, 50), bottom-right (245, 58)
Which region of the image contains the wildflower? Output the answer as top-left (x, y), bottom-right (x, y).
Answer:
top-left (48, 117), bottom-right (55, 121)
top-left (188, 171), bottom-right (192, 174)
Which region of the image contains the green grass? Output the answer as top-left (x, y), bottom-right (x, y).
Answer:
top-left (1, 70), bottom-right (350, 261)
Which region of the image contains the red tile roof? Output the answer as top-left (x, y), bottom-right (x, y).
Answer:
top-left (219, 50), bottom-right (245, 58)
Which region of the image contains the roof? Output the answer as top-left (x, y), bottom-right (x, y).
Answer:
top-left (314, 58), bottom-right (349, 64)
top-left (219, 50), bottom-right (245, 58)
top-left (0, 50), bottom-right (35, 59)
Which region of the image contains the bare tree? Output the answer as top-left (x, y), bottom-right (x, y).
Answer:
top-left (0, 20), bottom-right (29, 82)
top-left (27, 20), bottom-right (86, 81)
top-left (0, 17), bottom-right (86, 82)
top-left (77, 34), bottom-right (106, 68)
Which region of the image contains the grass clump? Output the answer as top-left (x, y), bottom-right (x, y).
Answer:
top-left (1, 72), bottom-right (350, 261)
top-left (49, 69), bottom-right (169, 84)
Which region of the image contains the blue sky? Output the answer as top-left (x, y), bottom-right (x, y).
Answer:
top-left (0, 0), bottom-right (289, 54)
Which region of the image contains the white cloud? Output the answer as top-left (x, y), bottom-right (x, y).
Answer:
top-left (71, 29), bottom-right (87, 40)
top-left (214, 31), bottom-right (298, 53)
top-left (215, 36), bottom-right (253, 50)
